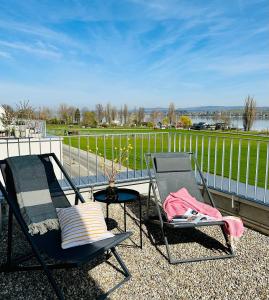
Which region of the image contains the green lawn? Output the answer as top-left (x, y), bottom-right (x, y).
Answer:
top-left (47, 124), bottom-right (269, 188)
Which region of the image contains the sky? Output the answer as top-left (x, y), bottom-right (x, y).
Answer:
top-left (0, 0), bottom-right (268, 109)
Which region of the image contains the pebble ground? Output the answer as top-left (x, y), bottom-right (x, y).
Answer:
top-left (0, 197), bottom-right (268, 300)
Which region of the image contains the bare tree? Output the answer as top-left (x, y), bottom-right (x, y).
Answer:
top-left (150, 110), bottom-right (159, 124)
top-left (38, 106), bottom-right (52, 120)
top-left (16, 100), bottom-right (35, 119)
top-left (212, 111), bottom-right (221, 122)
top-left (220, 111), bottom-right (231, 127)
top-left (95, 104), bottom-right (104, 124)
top-left (156, 111), bottom-right (163, 123)
top-left (137, 107), bottom-right (145, 125)
top-left (243, 96), bottom-right (256, 131)
top-left (67, 106), bottom-right (76, 124)
top-left (119, 106), bottom-right (123, 124)
top-left (111, 106), bottom-right (117, 122)
top-left (58, 103), bottom-right (69, 124)
top-left (167, 102), bottom-right (176, 125)
top-left (123, 104), bottom-right (128, 125)
top-left (105, 103), bottom-right (112, 124)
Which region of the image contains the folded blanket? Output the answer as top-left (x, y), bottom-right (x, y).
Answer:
top-left (6, 155), bottom-right (59, 235)
top-left (163, 188), bottom-right (244, 249)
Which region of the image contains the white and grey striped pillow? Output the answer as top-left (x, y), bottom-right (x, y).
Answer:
top-left (57, 202), bottom-right (114, 249)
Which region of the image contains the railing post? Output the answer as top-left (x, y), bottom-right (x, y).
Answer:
top-left (168, 132), bottom-right (172, 152)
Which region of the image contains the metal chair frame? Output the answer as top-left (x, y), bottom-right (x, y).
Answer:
top-left (145, 152), bottom-right (235, 264)
top-left (0, 153), bottom-right (131, 299)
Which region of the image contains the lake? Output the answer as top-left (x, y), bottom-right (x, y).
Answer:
top-left (190, 117), bottom-right (269, 131)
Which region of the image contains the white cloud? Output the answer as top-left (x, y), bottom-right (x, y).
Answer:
top-left (0, 50), bottom-right (11, 59)
top-left (0, 40), bottom-right (61, 59)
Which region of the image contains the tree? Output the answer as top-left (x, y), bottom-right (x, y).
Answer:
top-left (74, 108), bottom-right (81, 124)
top-left (105, 103), bottom-right (112, 124)
top-left (137, 107), bottom-right (145, 125)
top-left (111, 106), bottom-right (117, 122)
top-left (0, 104), bottom-right (15, 135)
top-left (212, 111), bottom-right (221, 122)
top-left (167, 102), bottom-right (176, 124)
top-left (220, 111), bottom-right (231, 127)
top-left (82, 111), bottom-right (97, 127)
top-left (147, 121), bottom-right (154, 128)
top-left (123, 104), bottom-right (128, 125)
top-left (95, 104), bottom-right (104, 124)
top-left (16, 100), bottom-right (35, 119)
top-left (67, 106), bottom-right (76, 124)
top-left (179, 115), bottom-right (192, 128)
top-left (157, 111), bottom-right (164, 123)
top-left (58, 103), bottom-right (69, 124)
top-left (38, 106), bottom-right (52, 120)
top-left (162, 117), bottom-right (169, 126)
top-left (119, 106), bottom-right (123, 125)
top-left (243, 96), bottom-right (256, 131)
top-left (150, 110), bottom-right (159, 124)
top-left (131, 107), bottom-right (138, 125)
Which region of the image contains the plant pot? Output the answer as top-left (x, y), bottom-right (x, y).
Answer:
top-left (105, 181), bottom-right (118, 202)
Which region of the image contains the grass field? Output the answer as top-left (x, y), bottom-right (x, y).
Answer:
top-left (47, 125), bottom-right (269, 188)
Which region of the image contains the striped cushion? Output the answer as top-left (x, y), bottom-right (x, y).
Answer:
top-left (56, 202), bottom-right (114, 249)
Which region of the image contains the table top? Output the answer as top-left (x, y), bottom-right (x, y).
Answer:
top-left (93, 188), bottom-right (140, 204)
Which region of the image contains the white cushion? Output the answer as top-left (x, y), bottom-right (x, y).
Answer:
top-left (57, 202), bottom-right (114, 249)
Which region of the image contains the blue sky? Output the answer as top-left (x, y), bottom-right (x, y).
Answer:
top-left (0, 0), bottom-right (268, 109)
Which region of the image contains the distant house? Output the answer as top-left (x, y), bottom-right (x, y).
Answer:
top-left (0, 105), bottom-right (5, 132)
top-left (0, 105), bottom-right (46, 138)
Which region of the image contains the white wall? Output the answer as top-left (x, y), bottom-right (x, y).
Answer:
top-left (0, 137), bottom-right (63, 180)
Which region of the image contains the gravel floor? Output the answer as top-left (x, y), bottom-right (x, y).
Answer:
top-left (0, 197), bottom-right (268, 300)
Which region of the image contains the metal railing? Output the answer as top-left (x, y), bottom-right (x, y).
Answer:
top-left (169, 132), bottom-right (269, 204)
top-left (60, 132), bottom-right (171, 187)
top-left (0, 132), bottom-right (268, 204)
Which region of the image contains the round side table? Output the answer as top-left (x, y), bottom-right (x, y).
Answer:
top-left (93, 188), bottom-right (142, 249)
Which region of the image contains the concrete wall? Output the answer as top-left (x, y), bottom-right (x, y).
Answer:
top-left (65, 181), bottom-right (269, 236)
top-left (205, 188), bottom-right (269, 236)
top-left (0, 137), bottom-right (63, 182)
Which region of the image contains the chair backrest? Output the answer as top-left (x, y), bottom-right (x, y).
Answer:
top-left (0, 154), bottom-right (70, 210)
top-left (149, 152), bottom-right (205, 204)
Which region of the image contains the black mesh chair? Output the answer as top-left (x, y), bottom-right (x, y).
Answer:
top-left (145, 152), bottom-right (234, 264)
top-left (0, 153), bottom-right (131, 299)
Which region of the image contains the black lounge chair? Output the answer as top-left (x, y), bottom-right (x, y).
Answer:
top-left (0, 153), bottom-right (131, 299)
top-left (145, 152), bottom-right (234, 264)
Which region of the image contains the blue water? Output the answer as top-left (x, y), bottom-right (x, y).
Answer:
top-left (191, 117), bottom-right (269, 131)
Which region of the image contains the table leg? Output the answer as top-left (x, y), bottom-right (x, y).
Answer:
top-left (139, 195), bottom-right (142, 249)
top-left (106, 203), bottom-right (109, 220)
top-left (124, 203), bottom-right (126, 232)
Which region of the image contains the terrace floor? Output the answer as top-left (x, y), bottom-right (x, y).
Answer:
top-left (0, 196), bottom-right (268, 299)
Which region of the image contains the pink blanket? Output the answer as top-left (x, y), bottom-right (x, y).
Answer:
top-left (163, 188), bottom-right (244, 247)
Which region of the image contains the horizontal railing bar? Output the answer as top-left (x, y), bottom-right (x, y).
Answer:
top-left (1, 131), bottom-right (268, 205)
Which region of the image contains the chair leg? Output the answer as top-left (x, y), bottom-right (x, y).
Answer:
top-left (41, 264), bottom-right (65, 300)
top-left (152, 217), bottom-right (235, 264)
top-left (165, 227), bottom-right (234, 264)
top-left (220, 224), bottom-right (235, 255)
top-left (6, 211), bottom-right (64, 299)
top-left (98, 247), bottom-right (131, 300)
top-left (146, 182), bottom-right (151, 219)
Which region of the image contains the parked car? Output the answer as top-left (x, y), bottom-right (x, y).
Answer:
top-left (191, 122), bottom-right (207, 130)
top-left (205, 124), bottom-right (215, 130)
top-left (215, 122), bottom-right (228, 130)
